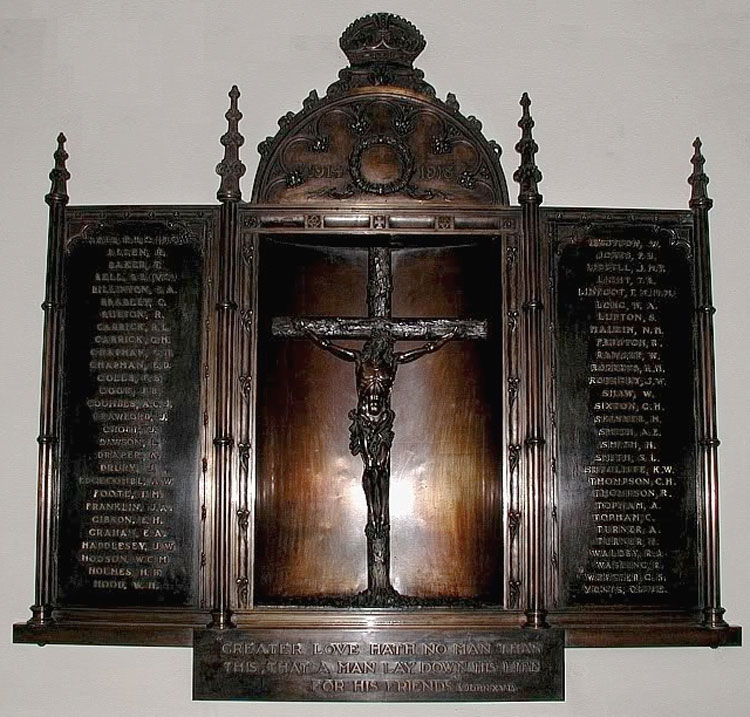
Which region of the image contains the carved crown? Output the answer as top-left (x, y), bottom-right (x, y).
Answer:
top-left (340, 13), bottom-right (426, 68)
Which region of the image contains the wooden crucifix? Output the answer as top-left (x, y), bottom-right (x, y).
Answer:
top-left (272, 246), bottom-right (487, 606)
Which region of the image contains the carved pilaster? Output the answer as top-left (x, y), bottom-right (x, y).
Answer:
top-left (235, 233), bottom-right (257, 609)
top-left (209, 88), bottom-right (245, 629)
top-left (689, 138), bottom-right (727, 629)
top-left (514, 95), bottom-right (549, 629)
top-left (29, 134), bottom-right (70, 626)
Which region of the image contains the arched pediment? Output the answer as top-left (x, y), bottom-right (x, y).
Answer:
top-left (251, 14), bottom-right (509, 205)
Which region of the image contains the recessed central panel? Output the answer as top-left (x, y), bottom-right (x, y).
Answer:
top-left (361, 145), bottom-right (400, 183)
top-left (255, 238), bottom-right (502, 604)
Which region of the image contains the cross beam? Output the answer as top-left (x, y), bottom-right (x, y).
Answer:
top-left (271, 316), bottom-right (488, 341)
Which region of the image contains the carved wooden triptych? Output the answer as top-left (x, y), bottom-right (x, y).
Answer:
top-left (14, 13), bottom-right (739, 703)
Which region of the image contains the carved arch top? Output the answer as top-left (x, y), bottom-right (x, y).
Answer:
top-left (251, 14), bottom-right (509, 206)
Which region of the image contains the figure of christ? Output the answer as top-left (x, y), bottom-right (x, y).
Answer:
top-left (305, 327), bottom-right (457, 604)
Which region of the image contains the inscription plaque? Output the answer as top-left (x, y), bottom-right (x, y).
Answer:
top-left (194, 628), bottom-right (564, 702)
top-left (57, 219), bottom-right (205, 607)
top-left (553, 217), bottom-right (699, 607)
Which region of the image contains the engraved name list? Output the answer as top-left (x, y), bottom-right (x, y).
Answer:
top-left (556, 222), bottom-right (699, 607)
top-left (57, 225), bottom-right (203, 607)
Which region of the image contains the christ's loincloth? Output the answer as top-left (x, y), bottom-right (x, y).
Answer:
top-left (348, 407), bottom-right (395, 466)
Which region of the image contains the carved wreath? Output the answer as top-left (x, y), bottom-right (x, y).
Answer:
top-left (349, 134), bottom-right (415, 195)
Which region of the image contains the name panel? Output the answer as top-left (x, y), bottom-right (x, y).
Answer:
top-left (56, 214), bottom-right (208, 608)
top-left (193, 628), bottom-right (564, 701)
top-left (552, 215), bottom-right (699, 607)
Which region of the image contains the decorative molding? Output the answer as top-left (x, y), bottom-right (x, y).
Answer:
top-left (508, 443), bottom-right (522, 478)
top-left (508, 376), bottom-right (520, 407)
top-left (237, 507), bottom-right (250, 533)
top-left (239, 374), bottom-right (251, 402)
top-left (241, 240), bottom-right (254, 266)
top-left (664, 227), bottom-right (694, 259)
top-left (508, 579), bottom-right (522, 609)
top-left (508, 509), bottom-right (522, 542)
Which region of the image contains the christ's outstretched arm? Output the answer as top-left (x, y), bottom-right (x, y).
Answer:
top-left (395, 328), bottom-right (458, 365)
top-left (305, 329), bottom-right (358, 362)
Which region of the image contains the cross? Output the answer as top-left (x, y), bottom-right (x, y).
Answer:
top-left (272, 246), bottom-right (487, 606)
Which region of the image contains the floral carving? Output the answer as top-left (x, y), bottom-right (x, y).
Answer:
top-left (309, 135), bottom-right (330, 153)
top-left (349, 104), bottom-right (371, 135)
top-left (506, 245), bottom-right (518, 269)
top-left (237, 442), bottom-right (250, 472)
top-left (466, 115), bottom-right (483, 133)
top-left (277, 111), bottom-right (296, 129)
top-left (257, 136), bottom-right (275, 157)
top-left (237, 507), bottom-right (250, 532)
top-left (431, 125), bottom-right (460, 155)
top-left (508, 376), bottom-right (520, 406)
top-left (302, 89), bottom-right (321, 112)
top-left (508, 579), bottom-right (522, 609)
top-left (431, 136), bottom-right (451, 155)
top-left (457, 170), bottom-right (476, 189)
top-left (236, 576), bottom-right (249, 606)
top-left (240, 308), bottom-right (253, 333)
top-left (239, 374), bottom-right (251, 402)
top-left (285, 170), bottom-right (305, 188)
top-left (393, 103), bottom-right (417, 136)
top-left (508, 443), bottom-right (522, 476)
top-left (508, 509), bottom-right (522, 541)
top-left (241, 240), bottom-right (254, 265)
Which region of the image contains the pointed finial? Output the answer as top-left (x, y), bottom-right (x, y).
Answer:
top-left (689, 136), bottom-right (713, 210)
top-left (45, 133), bottom-right (70, 205)
top-left (513, 93), bottom-right (543, 203)
top-left (216, 85), bottom-right (246, 202)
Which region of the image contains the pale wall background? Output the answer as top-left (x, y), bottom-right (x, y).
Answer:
top-left (1, 1), bottom-right (748, 715)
